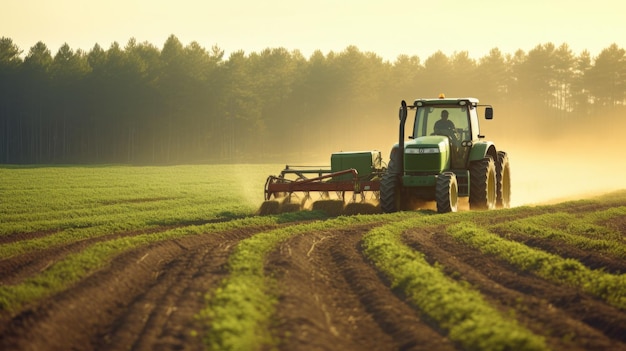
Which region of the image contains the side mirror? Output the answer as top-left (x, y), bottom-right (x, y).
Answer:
top-left (485, 106), bottom-right (493, 120)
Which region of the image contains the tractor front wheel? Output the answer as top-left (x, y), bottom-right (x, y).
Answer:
top-left (469, 157), bottom-right (497, 210)
top-left (436, 172), bottom-right (458, 213)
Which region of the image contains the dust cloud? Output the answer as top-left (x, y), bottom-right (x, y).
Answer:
top-left (502, 142), bottom-right (623, 206)
top-left (483, 106), bottom-right (626, 206)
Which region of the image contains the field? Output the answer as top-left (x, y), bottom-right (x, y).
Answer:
top-left (1, 165), bottom-right (625, 351)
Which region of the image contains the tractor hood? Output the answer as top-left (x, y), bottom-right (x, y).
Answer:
top-left (403, 135), bottom-right (450, 174)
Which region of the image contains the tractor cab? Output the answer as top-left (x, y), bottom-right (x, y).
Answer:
top-left (411, 98), bottom-right (481, 169)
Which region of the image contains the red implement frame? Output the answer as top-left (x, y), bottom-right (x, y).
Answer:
top-left (264, 167), bottom-right (380, 201)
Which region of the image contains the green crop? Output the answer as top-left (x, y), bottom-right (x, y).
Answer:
top-left (448, 222), bottom-right (626, 310)
top-left (1, 165), bottom-right (278, 236)
top-left (490, 210), bottom-right (626, 259)
top-left (0, 216), bottom-right (281, 313)
top-left (362, 215), bottom-right (548, 351)
top-left (0, 165), bottom-right (282, 260)
top-left (2, 165), bottom-right (625, 350)
top-left (197, 213), bottom-right (410, 351)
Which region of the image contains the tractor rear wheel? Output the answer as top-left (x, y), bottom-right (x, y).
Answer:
top-left (380, 153), bottom-right (400, 213)
top-left (469, 157), bottom-right (497, 210)
top-left (436, 172), bottom-right (458, 213)
top-left (496, 151), bottom-right (511, 208)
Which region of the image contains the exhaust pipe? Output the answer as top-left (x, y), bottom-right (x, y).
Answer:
top-left (398, 100), bottom-right (408, 173)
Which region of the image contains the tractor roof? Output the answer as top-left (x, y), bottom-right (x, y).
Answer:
top-left (413, 97), bottom-right (479, 107)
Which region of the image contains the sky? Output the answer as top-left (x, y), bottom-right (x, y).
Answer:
top-left (4, 0), bottom-right (626, 62)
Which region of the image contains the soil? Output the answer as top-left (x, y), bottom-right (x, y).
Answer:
top-left (1, 203), bottom-right (625, 350)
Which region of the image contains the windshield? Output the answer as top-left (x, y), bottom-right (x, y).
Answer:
top-left (412, 106), bottom-right (470, 138)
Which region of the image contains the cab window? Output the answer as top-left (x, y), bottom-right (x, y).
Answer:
top-left (413, 106), bottom-right (470, 138)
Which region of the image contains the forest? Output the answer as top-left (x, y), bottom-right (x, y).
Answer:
top-left (0, 35), bottom-right (625, 164)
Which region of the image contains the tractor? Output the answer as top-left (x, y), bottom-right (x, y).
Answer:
top-left (381, 96), bottom-right (510, 213)
top-left (261, 95), bottom-right (510, 214)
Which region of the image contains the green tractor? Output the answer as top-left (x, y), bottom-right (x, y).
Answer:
top-left (381, 96), bottom-right (511, 213)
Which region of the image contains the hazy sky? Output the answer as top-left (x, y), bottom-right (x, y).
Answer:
top-left (4, 0), bottom-right (625, 61)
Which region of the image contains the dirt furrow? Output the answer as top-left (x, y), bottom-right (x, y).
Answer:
top-left (0, 219), bottom-right (239, 285)
top-left (96, 239), bottom-right (226, 351)
top-left (0, 226), bottom-right (269, 351)
top-left (0, 228), bottom-right (62, 245)
top-left (0, 238), bottom-right (103, 286)
top-left (0, 227), bottom-right (178, 285)
top-left (604, 215), bottom-right (626, 235)
top-left (267, 225), bottom-right (455, 351)
top-left (403, 227), bottom-right (626, 351)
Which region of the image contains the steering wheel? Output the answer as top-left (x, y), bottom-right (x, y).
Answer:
top-left (434, 128), bottom-right (459, 144)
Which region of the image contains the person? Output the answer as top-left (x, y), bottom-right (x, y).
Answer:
top-left (434, 109), bottom-right (455, 133)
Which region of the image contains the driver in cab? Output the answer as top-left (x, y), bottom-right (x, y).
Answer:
top-left (434, 109), bottom-right (455, 133)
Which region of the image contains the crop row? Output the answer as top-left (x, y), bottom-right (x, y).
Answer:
top-left (2, 165), bottom-right (625, 350)
top-left (489, 207), bottom-right (626, 259)
top-left (449, 221), bottom-right (626, 310)
top-left (195, 214), bottom-right (410, 350)
top-left (197, 196), bottom-right (625, 350)
top-left (5, 198), bottom-right (625, 349)
top-left (0, 215), bottom-right (289, 313)
top-left (0, 200), bottom-right (235, 260)
top-left (362, 215), bottom-right (549, 351)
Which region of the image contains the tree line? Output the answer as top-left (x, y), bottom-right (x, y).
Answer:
top-left (1, 35), bottom-right (625, 164)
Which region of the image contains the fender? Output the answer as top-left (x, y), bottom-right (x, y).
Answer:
top-left (468, 141), bottom-right (497, 163)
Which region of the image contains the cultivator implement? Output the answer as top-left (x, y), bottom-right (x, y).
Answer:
top-left (260, 151), bottom-right (384, 215)
top-left (264, 167), bottom-right (381, 201)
